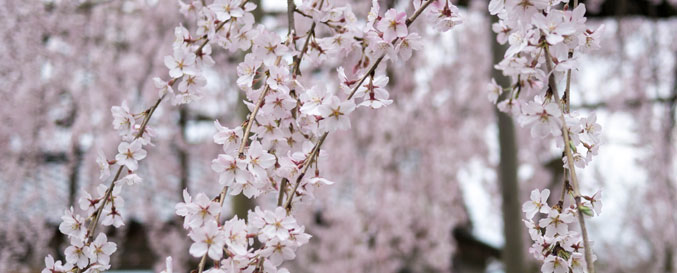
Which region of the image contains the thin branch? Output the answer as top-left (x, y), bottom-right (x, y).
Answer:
top-left (284, 0), bottom-right (436, 212)
top-left (277, 178), bottom-right (288, 206)
top-left (544, 43), bottom-right (595, 273)
top-left (562, 0), bottom-right (580, 113)
top-left (292, 0), bottom-right (325, 76)
top-left (85, 94), bottom-right (165, 240)
top-left (197, 254), bottom-right (208, 273)
top-left (237, 85), bottom-right (272, 156)
top-left (77, 94), bottom-right (165, 273)
top-left (80, 5), bottom-right (249, 271)
top-left (284, 133), bottom-right (327, 211)
top-left (277, 0), bottom-right (324, 205)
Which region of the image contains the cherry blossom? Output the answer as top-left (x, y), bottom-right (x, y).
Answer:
top-left (533, 11), bottom-right (576, 45)
top-left (59, 207), bottom-right (86, 239)
top-left (236, 54), bottom-right (260, 88)
top-left (96, 151), bottom-right (111, 181)
top-left (213, 121), bottom-right (243, 152)
top-left (377, 9), bottom-right (408, 42)
top-left (519, 99), bottom-right (562, 138)
top-left (211, 154), bottom-right (251, 186)
top-left (189, 221), bottom-right (226, 260)
top-left (42, 255), bottom-right (71, 273)
top-left (187, 193), bottom-right (221, 228)
top-left (114, 139), bottom-right (147, 171)
top-left (78, 192), bottom-right (100, 216)
top-left (118, 173), bottom-right (142, 186)
top-left (246, 140), bottom-right (276, 178)
top-left (164, 47), bottom-right (197, 78)
top-left (153, 77), bottom-right (174, 97)
top-left (101, 204), bottom-right (125, 228)
top-left (209, 0), bottom-right (244, 21)
top-left (584, 190), bottom-right (603, 216)
top-left (260, 238), bottom-right (296, 266)
top-left (85, 233), bottom-right (117, 266)
top-left (318, 96), bottom-right (356, 133)
top-left (65, 237), bottom-right (89, 269)
top-left (299, 85), bottom-right (330, 116)
top-left (111, 101), bottom-right (135, 134)
top-left (487, 78), bottom-right (502, 104)
top-left (83, 263), bottom-right (110, 273)
top-left (522, 189), bottom-right (551, 219)
top-left (539, 209), bottom-right (575, 237)
top-left (259, 207), bottom-right (297, 241)
top-left (542, 255), bottom-right (569, 273)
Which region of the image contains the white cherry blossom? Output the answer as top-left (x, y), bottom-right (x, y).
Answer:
top-left (115, 139), bottom-right (147, 171)
top-left (85, 234), bottom-right (117, 266)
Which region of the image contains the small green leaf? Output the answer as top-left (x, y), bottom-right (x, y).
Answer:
top-left (557, 249), bottom-right (571, 260)
top-left (579, 205), bottom-right (594, 217)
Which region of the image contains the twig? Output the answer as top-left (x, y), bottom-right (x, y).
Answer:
top-left (283, 133), bottom-right (326, 211)
top-left (237, 85), bottom-right (272, 156)
top-left (543, 43), bottom-right (595, 273)
top-left (291, 0), bottom-right (325, 76)
top-left (85, 95), bottom-right (164, 240)
top-left (77, 94), bottom-right (165, 273)
top-left (562, 0), bottom-right (580, 113)
top-left (284, 0), bottom-right (436, 212)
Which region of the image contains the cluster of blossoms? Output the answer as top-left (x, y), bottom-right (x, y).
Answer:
top-left (522, 189), bottom-right (602, 273)
top-left (171, 0), bottom-right (461, 271)
top-left (488, 0), bottom-right (604, 272)
top-left (45, 0), bottom-right (462, 272)
top-left (43, 0), bottom-right (234, 271)
top-left (44, 97), bottom-right (155, 273)
top-left (176, 193), bottom-right (310, 272)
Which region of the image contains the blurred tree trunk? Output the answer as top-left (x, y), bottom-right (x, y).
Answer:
top-left (490, 14), bottom-right (526, 273)
top-left (230, 93), bottom-right (257, 221)
top-left (67, 144), bottom-right (83, 207)
top-left (178, 106), bottom-right (189, 196)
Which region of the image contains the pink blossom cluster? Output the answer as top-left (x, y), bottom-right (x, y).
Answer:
top-left (42, 1), bottom-right (257, 272)
top-left (489, 0), bottom-right (602, 273)
top-left (175, 192), bottom-right (310, 272)
top-left (488, 0), bottom-right (605, 272)
top-left (163, 0), bottom-right (461, 271)
top-left (522, 189), bottom-right (602, 273)
top-left (44, 0), bottom-right (462, 272)
top-left (44, 104), bottom-right (154, 273)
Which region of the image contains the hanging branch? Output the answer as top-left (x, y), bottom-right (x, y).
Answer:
top-left (544, 43), bottom-right (596, 273)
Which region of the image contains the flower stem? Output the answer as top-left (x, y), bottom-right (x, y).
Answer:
top-left (543, 43), bottom-right (595, 273)
top-left (284, 0), bottom-right (436, 212)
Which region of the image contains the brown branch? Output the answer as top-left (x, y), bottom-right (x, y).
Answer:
top-left (284, 133), bottom-right (327, 211)
top-left (543, 43), bottom-right (596, 273)
top-left (81, 4), bottom-right (251, 271)
top-left (237, 85), bottom-right (272, 156)
top-left (562, 0), bottom-right (579, 113)
top-left (284, 0), bottom-right (436, 212)
top-left (291, 0), bottom-right (325, 76)
top-left (85, 94), bottom-right (165, 240)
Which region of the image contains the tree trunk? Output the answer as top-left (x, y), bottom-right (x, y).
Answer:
top-left (490, 14), bottom-right (526, 273)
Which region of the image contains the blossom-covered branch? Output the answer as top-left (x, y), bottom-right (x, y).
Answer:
top-left (43, 1), bottom-right (254, 272)
top-left (488, 0), bottom-right (604, 272)
top-left (171, 0), bottom-right (462, 272)
top-left (44, 0), bottom-right (464, 272)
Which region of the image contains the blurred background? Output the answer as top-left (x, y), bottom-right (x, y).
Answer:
top-left (0, 0), bottom-right (676, 272)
